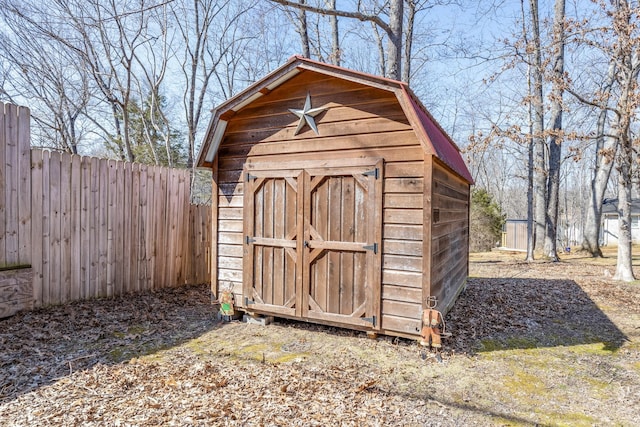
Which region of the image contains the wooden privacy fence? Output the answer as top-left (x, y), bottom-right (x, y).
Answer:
top-left (1, 101), bottom-right (211, 315)
top-left (30, 150), bottom-right (211, 306)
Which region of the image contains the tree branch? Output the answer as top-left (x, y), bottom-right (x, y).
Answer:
top-left (269, 0), bottom-right (391, 35)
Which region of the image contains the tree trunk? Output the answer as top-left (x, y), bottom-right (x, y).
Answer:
top-left (386, 0), bottom-right (403, 80)
top-left (611, 0), bottom-right (637, 281)
top-left (543, 0), bottom-right (565, 261)
top-left (529, 0), bottom-right (546, 252)
top-left (327, 0), bottom-right (339, 65)
top-left (581, 61), bottom-right (618, 257)
top-left (614, 147), bottom-right (635, 281)
top-left (526, 122), bottom-right (535, 262)
top-left (297, 0), bottom-right (311, 58)
top-left (583, 134), bottom-right (617, 257)
top-left (403, 0), bottom-right (416, 84)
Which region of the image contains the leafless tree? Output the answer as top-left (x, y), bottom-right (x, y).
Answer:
top-left (171, 0), bottom-right (256, 169)
top-left (542, 0), bottom-right (566, 261)
top-left (269, 0), bottom-right (405, 80)
top-left (0, 3), bottom-right (91, 154)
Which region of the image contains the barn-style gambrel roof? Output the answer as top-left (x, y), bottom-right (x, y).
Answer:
top-left (196, 55), bottom-right (474, 184)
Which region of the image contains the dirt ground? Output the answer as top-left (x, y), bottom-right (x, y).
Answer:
top-left (1, 249), bottom-right (639, 426)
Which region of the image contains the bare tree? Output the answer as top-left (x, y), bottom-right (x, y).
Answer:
top-left (609, 0), bottom-right (640, 281)
top-left (528, 0), bottom-right (547, 253)
top-left (0, 4), bottom-right (91, 153)
top-left (543, 0), bottom-right (566, 261)
top-left (171, 0), bottom-right (255, 169)
top-left (269, 0), bottom-right (405, 80)
top-left (565, 0), bottom-right (640, 280)
top-left (580, 60), bottom-right (618, 257)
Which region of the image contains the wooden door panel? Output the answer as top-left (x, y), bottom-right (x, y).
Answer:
top-left (302, 160), bottom-right (383, 329)
top-left (244, 170), bottom-right (302, 316)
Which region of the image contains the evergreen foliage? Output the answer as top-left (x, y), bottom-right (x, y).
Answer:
top-left (470, 188), bottom-right (505, 252)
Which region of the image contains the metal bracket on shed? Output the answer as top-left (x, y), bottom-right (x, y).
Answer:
top-left (362, 168), bottom-right (379, 179)
top-left (244, 297), bottom-right (255, 306)
top-left (246, 173), bottom-right (257, 181)
top-left (362, 243), bottom-right (378, 254)
top-left (245, 236), bottom-right (255, 244)
top-left (363, 316), bottom-right (376, 326)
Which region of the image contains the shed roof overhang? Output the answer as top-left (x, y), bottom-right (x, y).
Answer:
top-left (196, 55), bottom-right (474, 185)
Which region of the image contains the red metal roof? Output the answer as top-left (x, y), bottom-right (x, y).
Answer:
top-left (403, 88), bottom-right (474, 184)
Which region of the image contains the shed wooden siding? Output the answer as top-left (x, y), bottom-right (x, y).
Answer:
top-left (429, 160), bottom-right (470, 313)
top-left (213, 70), bottom-right (426, 334)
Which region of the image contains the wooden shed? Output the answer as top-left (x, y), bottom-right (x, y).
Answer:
top-left (196, 56), bottom-right (473, 339)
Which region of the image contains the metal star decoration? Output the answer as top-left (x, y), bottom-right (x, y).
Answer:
top-left (289, 92), bottom-right (327, 135)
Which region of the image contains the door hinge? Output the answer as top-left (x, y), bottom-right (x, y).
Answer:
top-left (363, 315), bottom-right (376, 326)
top-left (362, 243), bottom-right (378, 254)
top-left (244, 297), bottom-right (255, 306)
top-left (246, 173), bottom-right (257, 182)
top-left (246, 236), bottom-right (255, 244)
top-left (363, 168), bottom-right (379, 179)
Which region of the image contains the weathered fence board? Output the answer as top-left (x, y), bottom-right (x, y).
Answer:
top-left (0, 103), bottom-right (31, 269)
top-left (0, 103), bottom-right (32, 317)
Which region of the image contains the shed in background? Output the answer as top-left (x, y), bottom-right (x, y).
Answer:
top-left (197, 56), bottom-right (473, 339)
top-left (501, 219), bottom-right (528, 251)
top-left (601, 199), bottom-right (640, 246)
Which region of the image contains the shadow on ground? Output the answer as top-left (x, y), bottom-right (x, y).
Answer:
top-left (446, 277), bottom-right (628, 354)
top-left (0, 284), bottom-right (220, 404)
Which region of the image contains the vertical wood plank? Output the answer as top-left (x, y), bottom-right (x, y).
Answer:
top-left (179, 170), bottom-right (188, 286)
top-left (273, 178), bottom-right (285, 306)
top-left (140, 164), bottom-right (151, 291)
top-left (31, 149), bottom-right (43, 306)
top-left (353, 173), bottom-right (366, 312)
top-left (98, 158), bottom-right (109, 297)
top-left (284, 176), bottom-right (297, 309)
top-left (315, 177), bottom-right (328, 311)
top-left (115, 161), bottom-right (124, 296)
top-left (263, 179), bottom-right (274, 304)
top-left (41, 151), bottom-right (51, 305)
top-left (106, 160), bottom-right (117, 297)
top-left (0, 104), bottom-right (6, 267)
top-left (166, 168), bottom-right (178, 286)
top-left (422, 154), bottom-right (433, 308)
top-left (340, 176), bottom-right (355, 315)
top-left (70, 155), bottom-right (81, 301)
top-left (60, 153), bottom-right (72, 303)
top-left (4, 104), bottom-right (18, 265)
top-left (17, 105), bottom-right (31, 265)
top-left (123, 162), bottom-right (132, 293)
top-left (130, 163), bottom-right (140, 292)
top-left (371, 159), bottom-right (384, 329)
top-left (327, 176), bottom-right (341, 314)
top-left (299, 170), bottom-right (310, 318)
top-left (253, 179), bottom-right (264, 302)
top-left (80, 156), bottom-right (91, 299)
top-left (210, 158), bottom-right (219, 296)
top-left (242, 170), bottom-right (255, 305)
top-left (90, 157), bottom-right (101, 298)
top-left (154, 165), bottom-right (167, 289)
top-left (49, 151), bottom-right (61, 304)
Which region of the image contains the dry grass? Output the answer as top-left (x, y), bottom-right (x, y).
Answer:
top-left (1, 250), bottom-right (639, 426)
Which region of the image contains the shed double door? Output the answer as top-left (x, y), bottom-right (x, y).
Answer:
top-left (243, 159), bottom-right (383, 329)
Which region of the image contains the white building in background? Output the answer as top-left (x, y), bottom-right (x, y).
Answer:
top-left (601, 199), bottom-right (640, 246)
